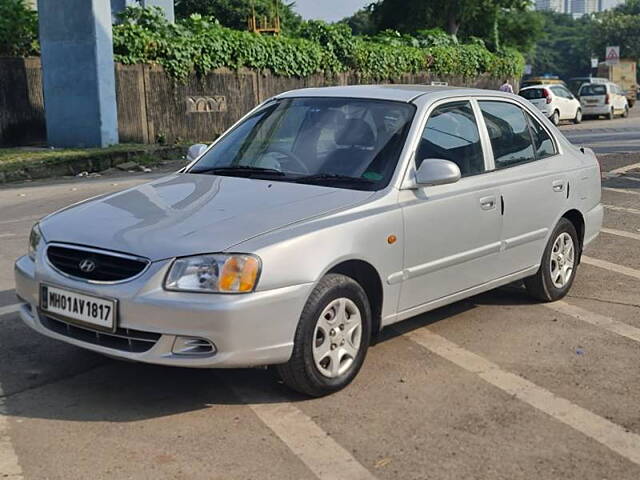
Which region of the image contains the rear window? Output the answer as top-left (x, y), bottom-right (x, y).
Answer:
top-left (579, 85), bottom-right (607, 96)
top-left (519, 89), bottom-right (545, 100)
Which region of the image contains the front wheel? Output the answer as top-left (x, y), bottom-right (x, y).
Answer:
top-left (525, 218), bottom-right (579, 302)
top-left (276, 274), bottom-right (371, 397)
top-left (608, 107), bottom-right (615, 120)
top-left (573, 108), bottom-right (582, 124)
top-left (623, 105), bottom-right (629, 118)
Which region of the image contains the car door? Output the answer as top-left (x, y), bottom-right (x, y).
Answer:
top-left (397, 99), bottom-right (502, 312)
top-left (550, 86), bottom-right (570, 119)
top-left (477, 99), bottom-right (568, 277)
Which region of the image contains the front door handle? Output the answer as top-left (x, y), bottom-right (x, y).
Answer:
top-left (552, 180), bottom-right (565, 192)
top-left (480, 196), bottom-right (496, 211)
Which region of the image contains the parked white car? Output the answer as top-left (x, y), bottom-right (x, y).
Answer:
top-left (15, 85), bottom-right (603, 396)
top-left (519, 85), bottom-right (582, 125)
top-left (578, 82), bottom-right (629, 120)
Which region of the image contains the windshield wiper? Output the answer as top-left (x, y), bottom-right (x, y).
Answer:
top-left (294, 173), bottom-right (375, 185)
top-left (190, 166), bottom-right (286, 177)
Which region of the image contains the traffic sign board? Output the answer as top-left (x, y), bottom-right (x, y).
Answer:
top-left (606, 46), bottom-right (620, 65)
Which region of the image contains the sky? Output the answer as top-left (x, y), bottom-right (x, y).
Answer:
top-left (292, 0), bottom-right (372, 22)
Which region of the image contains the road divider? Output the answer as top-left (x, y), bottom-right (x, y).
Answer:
top-left (231, 385), bottom-right (377, 480)
top-left (406, 328), bottom-right (640, 467)
top-left (601, 228), bottom-right (640, 241)
top-left (0, 304), bottom-right (20, 318)
top-left (582, 256), bottom-right (640, 281)
top-left (546, 301), bottom-right (640, 343)
top-left (603, 204), bottom-right (640, 215)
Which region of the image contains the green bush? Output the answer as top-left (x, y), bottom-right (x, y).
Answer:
top-left (0, 0), bottom-right (39, 57)
top-left (111, 6), bottom-right (526, 80)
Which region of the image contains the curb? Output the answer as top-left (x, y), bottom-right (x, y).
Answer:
top-left (0, 146), bottom-right (186, 184)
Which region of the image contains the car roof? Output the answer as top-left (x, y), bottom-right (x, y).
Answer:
top-left (275, 84), bottom-right (499, 103)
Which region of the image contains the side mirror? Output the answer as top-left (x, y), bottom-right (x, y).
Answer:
top-left (415, 159), bottom-right (461, 186)
top-left (187, 143), bottom-right (209, 162)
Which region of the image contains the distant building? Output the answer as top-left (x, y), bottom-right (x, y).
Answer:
top-left (534, 0), bottom-right (626, 15)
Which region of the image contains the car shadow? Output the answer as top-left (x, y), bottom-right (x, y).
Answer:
top-left (0, 284), bottom-right (537, 423)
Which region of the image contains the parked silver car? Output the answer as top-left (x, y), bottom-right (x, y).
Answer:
top-left (15, 85), bottom-right (602, 396)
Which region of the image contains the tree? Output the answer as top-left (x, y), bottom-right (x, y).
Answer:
top-left (0, 0), bottom-right (39, 56)
top-left (174, 0), bottom-right (302, 33)
top-left (590, 7), bottom-right (640, 66)
top-left (340, 5), bottom-right (378, 36)
top-left (615, 0), bottom-right (640, 15)
top-left (368, 0), bottom-right (530, 49)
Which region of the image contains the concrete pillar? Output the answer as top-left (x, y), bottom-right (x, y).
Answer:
top-left (38, 0), bottom-right (118, 147)
top-left (111, 0), bottom-right (136, 23)
top-left (141, 0), bottom-right (175, 23)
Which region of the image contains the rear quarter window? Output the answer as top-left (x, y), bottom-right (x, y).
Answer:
top-left (519, 89), bottom-right (545, 100)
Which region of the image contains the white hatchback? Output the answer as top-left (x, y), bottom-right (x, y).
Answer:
top-left (578, 82), bottom-right (629, 120)
top-left (519, 85), bottom-right (582, 126)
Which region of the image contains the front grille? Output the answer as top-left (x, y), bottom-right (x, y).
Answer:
top-left (47, 245), bottom-right (149, 282)
top-left (40, 314), bottom-right (161, 353)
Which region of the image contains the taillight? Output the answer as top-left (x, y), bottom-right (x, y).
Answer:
top-left (605, 94), bottom-right (610, 104)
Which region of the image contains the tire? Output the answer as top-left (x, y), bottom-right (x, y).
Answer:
top-left (276, 274), bottom-right (372, 397)
top-left (623, 105), bottom-right (629, 118)
top-left (551, 110), bottom-right (560, 126)
top-left (607, 107), bottom-right (615, 120)
top-left (573, 108), bottom-right (582, 124)
top-left (524, 218), bottom-right (579, 302)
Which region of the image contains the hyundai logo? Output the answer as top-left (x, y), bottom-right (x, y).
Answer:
top-left (78, 259), bottom-right (96, 273)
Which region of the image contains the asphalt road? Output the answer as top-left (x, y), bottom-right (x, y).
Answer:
top-left (561, 106), bottom-right (640, 154)
top-left (1, 153), bottom-right (640, 479)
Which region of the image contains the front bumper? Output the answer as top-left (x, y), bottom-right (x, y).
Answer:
top-left (14, 253), bottom-right (313, 368)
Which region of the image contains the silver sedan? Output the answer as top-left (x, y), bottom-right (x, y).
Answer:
top-left (14, 85), bottom-right (602, 396)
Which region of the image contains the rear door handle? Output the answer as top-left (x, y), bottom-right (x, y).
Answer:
top-left (552, 180), bottom-right (565, 192)
top-left (480, 196), bottom-right (496, 210)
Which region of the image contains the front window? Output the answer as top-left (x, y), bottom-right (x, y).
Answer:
top-left (416, 101), bottom-right (485, 177)
top-left (189, 98), bottom-right (416, 191)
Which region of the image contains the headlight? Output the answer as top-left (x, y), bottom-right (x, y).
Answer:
top-left (165, 254), bottom-right (261, 293)
top-left (28, 223), bottom-right (43, 261)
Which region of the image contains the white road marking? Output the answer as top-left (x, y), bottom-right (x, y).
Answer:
top-left (603, 204), bottom-right (640, 215)
top-left (546, 301), bottom-right (640, 343)
top-left (621, 176), bottom-right (640, 183)
top-left (0, 216), bottom-right (40, 226)
top-left (0, 398), bottom-right (23, 479)
top-left (603, 187), bottom-right (640, 196)
top-left (609, 162), bottom-right (640, 176)
top-left (232, 386), bottom-right (377, 480)
top-left (407, 328), bottom-right (640, 467)
top-left (0, 304), bottom-right (20, 317)
top-left (582, 256), bottom-right (640, 281)
top-left (601, 228), bottom-right (640, 242)
top-left (0, 234), bottom-right (16, 239)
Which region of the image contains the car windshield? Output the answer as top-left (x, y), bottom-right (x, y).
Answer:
top-left (189, 97), bottom-right (416, 191)
top-left (519, 89), bottom-right (545, 100)
top-left (579, 85), bottom-right (607, 96)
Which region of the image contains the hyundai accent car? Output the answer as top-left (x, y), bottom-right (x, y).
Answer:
top-left (14, 85), bottom-right (602, 396)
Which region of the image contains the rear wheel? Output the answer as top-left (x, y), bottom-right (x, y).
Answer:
top-left (525, 218), bottom-right (579, 302)
top-left (551, 110), bottom-right (560, 126)
top-left (573, 108), bottom-right (582, 124)
top-left (276, 274), bottom-right (371, 397)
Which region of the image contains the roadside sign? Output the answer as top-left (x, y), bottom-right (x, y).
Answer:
top-left (606, 46), bottom-right (620, 65)
top-left (591, 57), bottom-right (599, 68)
top-left (524, 64), bottom-right (532, 75)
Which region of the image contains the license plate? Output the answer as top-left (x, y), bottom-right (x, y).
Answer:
top-left (40, 284), bottom-right (117, 332)
top-left (586, 99), bottom-right (598, 104)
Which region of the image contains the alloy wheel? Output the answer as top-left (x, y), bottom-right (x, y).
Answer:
top-left (550, 232), bottom-right (575, 288)
top-left (312, 298), bottom-right (363, 378)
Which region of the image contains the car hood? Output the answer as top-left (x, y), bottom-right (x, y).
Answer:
top-left (40, 174), bottom-right (373, 261)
